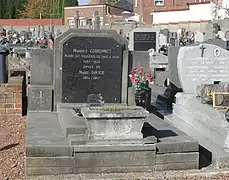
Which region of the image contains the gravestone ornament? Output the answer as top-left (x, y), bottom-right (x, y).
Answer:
top-left (54, 29), bottom-right (128, 106)
top-left (214, 48), bottom-right (221, 57)
top-left (87, 94), bottom-right (105, 107)
top-left (199, 44), bottom-right (206, 57)
top-left (177, 44), bottom-right (229, 93)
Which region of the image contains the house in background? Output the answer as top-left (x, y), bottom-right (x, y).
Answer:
top-left (134, 0), bottom-right (217, 25)
top-left (64, 0), bottom-right (133, 26)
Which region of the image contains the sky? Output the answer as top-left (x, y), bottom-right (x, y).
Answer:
top-left (78, 0), bottom-right (90, 5)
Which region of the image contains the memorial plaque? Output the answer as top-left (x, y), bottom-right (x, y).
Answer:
top-left (134, 32), bottom-right (156, 51)
top-left (177, 44), bottom-right (229, 93)
top-left (28, 86), bottom-right (53, 111)
top-left (213, 92), bottom-right (229, 109)
top-left (62, 36), bottom-right (123, 103)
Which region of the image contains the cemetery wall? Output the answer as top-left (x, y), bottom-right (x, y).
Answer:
top-left (153, 21), bottom-right (209, 32)
top-left (0, 76), bottom-right (26, 119)
top-left (0, 19), bottom-right (62, 26)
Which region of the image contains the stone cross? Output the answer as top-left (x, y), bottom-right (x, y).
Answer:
top-left (92, 10), bottom-right (100, 30)
top-left (74, 11), bottom-right (80, 28)
top-left (199, 44), bottom-right (206, 57)
top-left (38, 91), bottom-right (45, 105)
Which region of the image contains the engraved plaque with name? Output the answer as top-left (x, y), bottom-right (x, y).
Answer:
top-left (62, 36), bottom-right (123, 103)
top-left (134, 32), bottom-right (156, 51)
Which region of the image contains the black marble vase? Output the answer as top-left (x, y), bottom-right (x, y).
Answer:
top-left (135, 91), bottom-right (147, 108)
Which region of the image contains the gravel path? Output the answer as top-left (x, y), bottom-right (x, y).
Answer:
top-left (1, 115), bottom-right (229, 180)
top-left (0, 116), bottom-right (26, 180)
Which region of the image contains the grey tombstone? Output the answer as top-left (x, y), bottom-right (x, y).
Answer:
top-left (194, 32), bottom-right (204, 43)
top-left (204, 38), bottom-right (226, 49)
top-left (54, 29), bottom-right (128, 109)
top-left (31, 28), bottom-right (35, 39)
top-left (56, 29), bottom-right (61, 37)
top-left (168, 46), bottom-right (181, 89)
top-left (28, 85), bottom-right (53, 111)
top-left (155, 70), bottom-right (169, 87)
top-left (92, 10), bottom-right (100, 30)
top-left (30, 49), bottom-right (54, 86)
top-left (160, 28), bottom-right (169, 43)
top-left (130, 51), bottom-right (150, 72)
top-left (225, 31), bottom-right (229, 50)
top-left (158, 33), bottom-right (167, 45)
top-left (40, 25), bottom-right (45, 37)
top-left (177, 43), bottom-right (229, 93)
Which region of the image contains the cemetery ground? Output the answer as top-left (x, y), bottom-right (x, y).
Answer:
top-left (0, 116), bottom-right (26, 180)
top-left (1, 117), bottom-right (229, 179)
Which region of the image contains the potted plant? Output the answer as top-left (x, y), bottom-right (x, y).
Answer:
top-left (129, 67), bottom-right (153, 108)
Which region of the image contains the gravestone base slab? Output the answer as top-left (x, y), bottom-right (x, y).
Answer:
top-left (164, 93), bottom-right (229, 168)
top-left (26, 107), bottom-right (200, 177)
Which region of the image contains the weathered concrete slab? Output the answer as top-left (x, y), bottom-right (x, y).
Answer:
top-left (173, 93), bottom-right (229, 150)
top-left (156, 152), bottom-right (199, 164)
top-left (58, 108), bottom-right (88, 138)
top-left (165, 113), bottom-right (229, 169)
top-left (146, 114), bottom-right (199, 154)
top-left (26, 167), bottom-right (73, 176)
top-left (26, 112), bottom-right (72, 157)
top-left (26, 157), bottom-right (74, 167)
top-left (155, 162), bottom-right (199, 171)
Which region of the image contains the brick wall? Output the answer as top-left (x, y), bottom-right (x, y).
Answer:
top-left (0, 19), bottom-right (62, 26)
top-left (0, 76), bottom-right (26, 119)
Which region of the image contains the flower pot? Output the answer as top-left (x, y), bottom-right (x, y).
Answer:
top-left (135, 91), bottom-right (147, 108)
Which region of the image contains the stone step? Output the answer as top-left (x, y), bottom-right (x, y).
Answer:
top-left (58, 108), bottom-right (88, 138)
top-left (68, 134), bottom-right (88, 146)
top-left (173, 104), bottom-right (229, 149)
top-left (151, 95), bottom-right (171, 110)
top-left (164, 114), bottom-right (229, 169)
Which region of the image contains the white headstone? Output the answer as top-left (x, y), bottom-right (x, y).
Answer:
top-left (177, 44), bottom-right (229, 93)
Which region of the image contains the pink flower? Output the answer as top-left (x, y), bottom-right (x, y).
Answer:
top-left (134, 78), bottom-right (140, 83)
top-left (138, 70), bottom-right (142, 76)
top-left (145, 72), bottom-right (151, 77)
top-left (131, 68), bottom-right (137, 73)
top-left (147, 77), bottom-right (153, 82)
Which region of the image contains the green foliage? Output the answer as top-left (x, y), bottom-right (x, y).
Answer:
top-left (0, 0), bottom-right (27, 18)
top-left (0, 0), bottom-right (78, 19)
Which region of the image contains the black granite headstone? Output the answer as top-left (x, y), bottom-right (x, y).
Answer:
top-left (62, 36), bottom-right (123, 103)
top-left (134, 32), bottom-right (156, 51)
